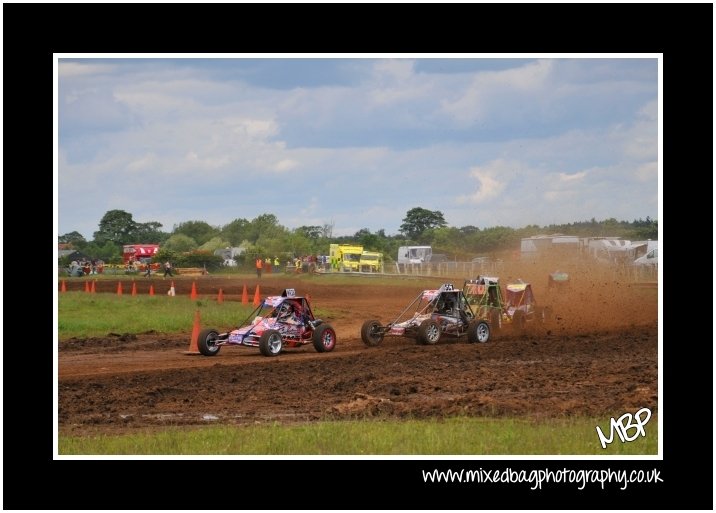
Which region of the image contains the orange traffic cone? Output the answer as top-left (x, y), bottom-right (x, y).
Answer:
top-left (217, 288), bottom-right (224, 303)
top-left (167, 281), bottom-right (176, 296)
top-left (183, 309), bottom-right (202, 355)
top-left (241, 284), bottom-right (248, 304)
top-left (117, 282), bottom-right (123, 295)
top-left (91, 280), bottom-right (96, 294)
top-left (149, 284), bottom-right (155, 296)
top-left (60, 280), bottom-right (67, 293)
top-left (84, 281), bottom-right (90, 293)
top-left (190, 281), bottom-right (198, 300)
top-left (131, 280), bottom-right (137, 296)
top-left (253, 285), bottom-right (261, 306)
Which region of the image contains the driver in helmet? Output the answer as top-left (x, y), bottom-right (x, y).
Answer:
top-left (436, 295), bottom-right (456, 315)
top-left (276, 301), bottom-right (299, 324)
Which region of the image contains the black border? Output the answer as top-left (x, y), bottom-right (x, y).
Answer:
top-left (5, 2), bottom-right (712, 510)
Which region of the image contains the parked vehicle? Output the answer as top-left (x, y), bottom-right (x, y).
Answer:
top-left (634, 247), bottom-right (658, 267)
top-left (329, 244), bottom-right (364, 271)
top-left (361, 283), bottom-right (491, 346)
top-left (196, 289), bottom-right (336, 357)
top-left (122, 244), bottom-right (159, 264)
top-left (359, 251), bottom-right (383, 272)
top-left (397, 245), bottom-right (432, 265)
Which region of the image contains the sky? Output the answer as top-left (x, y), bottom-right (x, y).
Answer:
top-left (56, 55), bottom-right (660, 240)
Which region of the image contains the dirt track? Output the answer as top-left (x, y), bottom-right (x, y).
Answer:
top-left (58, 270), bottom-right (658, 436)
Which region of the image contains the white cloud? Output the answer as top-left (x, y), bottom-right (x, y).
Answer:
top-left (634, 161), bottom-right (657, 182)
top-left (58, 62), bottom-right (115, 77)
top-left (372, 59), bottom-right (415, 83)
top-left (543, 189), bottom-right (578, 202)
top-left (274, 159), bottom-right (298, 172)
top-left (126, 153), bottom-right (157, 172)
top-left (440, 60), bottom-right (554, 124)
top-left (458, 160), bottom-right (514, 204)
top-left (183, 151), bottom-right (230, 170)
top-left (638, 99), bottom-right (657, 121)
top-left (300, 196), bottom-right (319, 218)
top-left (558, 171), bottom-right (587, 182)
top-left (228, 117), bottom-right (279, 139)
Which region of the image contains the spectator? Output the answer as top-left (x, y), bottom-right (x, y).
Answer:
top-left (255, 257), bottom-right (263, 278)
top-left (144, 260), bottom-right (152, 278)
top-left (163, 261), bottom-right (173, 278)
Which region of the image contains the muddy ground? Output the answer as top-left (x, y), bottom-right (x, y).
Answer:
top-left (58, 268), bottom-right (658, 436)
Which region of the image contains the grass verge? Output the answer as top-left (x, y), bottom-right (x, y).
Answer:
top-left (59, 416), bottom-right (657, 456)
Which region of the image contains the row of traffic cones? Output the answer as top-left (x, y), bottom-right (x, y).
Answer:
top-left (60, 279), bottom-right (260, 304)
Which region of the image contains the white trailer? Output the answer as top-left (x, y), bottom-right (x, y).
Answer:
top-left (397, 246), bottom-right (432, 265)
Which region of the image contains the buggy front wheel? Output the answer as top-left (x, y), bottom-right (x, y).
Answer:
top-left (467, 320), bottom-right (491, 344)
top-left (361, 320), bottom-right (384, 347)
top-left (259, 329), bottom-right (283, 357)
top-left (312, 324), bottom-right (336, 353)
top-left (418, 319), bottom-right (441, 345)
top-left (198, 329), bottom-right (221, 356)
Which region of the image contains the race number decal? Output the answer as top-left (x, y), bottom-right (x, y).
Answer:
top-left (441, 283), bottom-right (454, 291)
top-left (285, 288), bottom-right (296, 297)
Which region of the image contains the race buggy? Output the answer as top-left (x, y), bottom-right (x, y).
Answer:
top-left (463, 276), bottom-right (553, 333)
top-left (197, 288), bottom-right (336, 357)
top-left (360, 283), bottom-right (491, 346)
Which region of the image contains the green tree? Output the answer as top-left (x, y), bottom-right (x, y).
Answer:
top-left (199, 236), bottom-right (232, 253)
top-left (399, 207), bottom-right (447, 241)
top-left (295, 225), bottom-right (323, 239)
top-left (93, 209), bottom-right (137, 245)
top-left (58, 231), bottom-right (87, 249)
top-left (82, 241), bottom-right (122, 263)
top-left (458, 225), bottom-right (480, 236)
top-left (221, 218), bottom-right (250, 246)
top-left (133, 221), bottom-right (167, 244)
top-left (162, 233), bottom-right (198, 253)
top-left (247, 213), bottom-right (283, 242)
top-left (354, 228), bottom-right (379, 250)
top-left (154, 248), bottom-right (178, 265)
top-left (172, 220), bottom-right (219, 246)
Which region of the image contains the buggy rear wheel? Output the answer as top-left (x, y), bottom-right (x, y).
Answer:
top-left (467, 320), bottom-right (490, 343)
top-left (259, 329), bottom-right (283, 357)
top-left (198, 329), bottom-right (221, 356)
top-left (489, 308), bottom-right (502, 334)
top-left (418, 319), bottom-right (441, 345)
top-left (361, 320), bottom-right (384, 347)
top-left (312, 324), bottom-right (336, 353)
top-left (512, 310), bottom-right (526, 333)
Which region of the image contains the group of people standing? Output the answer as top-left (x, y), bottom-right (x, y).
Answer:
top-left (255, 256), bottom-right (284, 277)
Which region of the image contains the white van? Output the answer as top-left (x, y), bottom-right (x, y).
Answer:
top-left (634, 247), bottom-right (658, 267)
top-left (397, 246), bottom-right (432, 265)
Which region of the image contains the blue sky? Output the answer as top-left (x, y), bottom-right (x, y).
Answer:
top-left (57, 56), bottom-right (659, 240)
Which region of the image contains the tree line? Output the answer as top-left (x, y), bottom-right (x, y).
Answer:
top-left (59, 208), bottom-right (658, 267)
